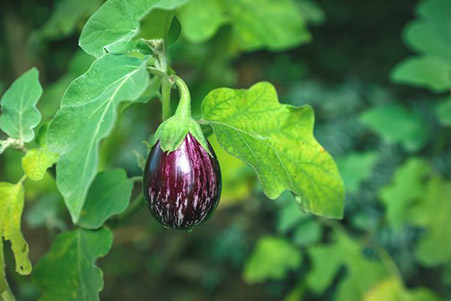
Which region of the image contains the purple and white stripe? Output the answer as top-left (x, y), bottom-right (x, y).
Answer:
top-left (143, 133), bottom-right (222, 230)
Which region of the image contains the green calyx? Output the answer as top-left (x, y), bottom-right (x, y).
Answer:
top-left (150, 76), bottom-right (211, 155)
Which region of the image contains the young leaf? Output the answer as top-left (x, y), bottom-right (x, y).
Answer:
top-left (360, 104), bottom-right (429, 152)
top-left (79, 0), bottom-right (189, 57)
top-left (0, 68), bottom-right (42, 143)
top-left (364, 277), bottom-right (440, 301)
top-left (78, 169), bottom-right (133, 229)
top-left (307, 231), bottom-right (388, 301)
top-left (380, 159), bottom-right (431, 230)
top-left (408, 177), bottom-right (451, 266)
top-left (33, 228), bottom-right (113, 301)
top-left (202, 82), bottom-right (345, 219)
top-left (243, 236), bottom-right (301, 283)
top-left (21, 148), bottom-right (59, 181)
top-left (336, 152), bottom-right (378, 194)
top-left (0, 182), bottom-right (32, 275)
top-left (47, 54), bottom-right (149, 223)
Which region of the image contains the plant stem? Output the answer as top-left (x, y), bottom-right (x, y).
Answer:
top-left (161, 76), bottom-right (172, 120)
top-left (172, 75), bottom-right (191, 119)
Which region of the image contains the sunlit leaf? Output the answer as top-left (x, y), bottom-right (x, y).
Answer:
top-left (0, 182), bottom-right (32, 276)
top-left (380, 159), bottom-right (431, 229)
top-left (408, 177), bottom-right (451, 266)
top-left (210, 134), bottom-right (255, 206)
top-left (178, 0), bottom-right (225, 43)
top-left (0, 68), bottom-right (42, 143)
top-left (47, 54), bottom-right (149, 223)
top-left (78, 169), bottom-right (133, 229)
top-left (21, 148), bottom-right (59, 181)
top-left (243, 236), bottom-right (301, 283)
top-left (364, 277), bottom-right (440, 301)
top-left (336, 152), bottom-right (378, 194)
top-left (33, 228), bottom-right (113, 301)
top-left (202, 82), bottom-right (345, 218)
top-left (361, 104), bottom-right (429, 152)
top-left (307, 231), bottom-right (388, 301)
top-left (79, 0), bottom-right (189, 57)
top-left (0, 229), bottom-right (14, 300)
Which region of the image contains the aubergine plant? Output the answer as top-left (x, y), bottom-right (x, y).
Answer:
top-left (0, 0), bottom-right (345, 299)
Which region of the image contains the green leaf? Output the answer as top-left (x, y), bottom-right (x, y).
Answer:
top-left (436, 96), bottom-right (451, 126)
top-left (227, 0), bottom-right (311, 51)
top-left (210, 134), bottom-right (255, 206)
top-left (364, 277), bottom-right (440, 301)
top-left (404, 0), bottom-right (451, 64)
top-left (202, 82), bottom-right (345, 219)
top-left (391, 56), bottom-right (451, 93)
top-left (39, 0), bottom-right (102, 39)
top-left (79, 0), bottom-right (189, 57)
top-left (47, 54), bottom-right (149, 223)
top-left (178, 0), bottom-right (311, 50)
top-left (380, 159), bottom-right (431, 230)
top-left (0, 233), bottom-right (14, 300)
top-left (298, 0), bottom-right (326, 25)
top-left (336, 152), bottom-right (378, 194)
top-left (360, 104), bottom-right (429, 152)
top-left (408, 177), bottom-right (451, 266)
top-left (0, 68), bottom-right (42, 143)
top-left (78, 169), bottom-right (133, 229)
top-left (21, 148), bottom-right (59, 181)
top-left (243, 236), bottom-right (301, 283)
top-left (307, 231), bottom-right (388, 301)
top-left (33, 228), bottom-right (113, 301)
top-left (0, 182), bottom-right (32, 276)
top-left (178, 0), bottom-right (226, 43)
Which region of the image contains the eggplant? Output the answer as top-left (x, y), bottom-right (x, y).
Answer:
top-left (143, 133), bottom-right (221, 230)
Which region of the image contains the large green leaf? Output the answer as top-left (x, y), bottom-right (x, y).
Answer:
top-left (391, 56), bottom-right (451, 93)
top-left (39, 0), bottom-right (102, 40)
top-left (336, 152), bottom-right (378, 194)
top-left (47, 54), bottom-right (149, 223)
top-left (364, 277), bottom-right (440, 301)
top-left (408, 177), bottom-right (451, 266)
top-left (360, 104), bottom-right (429, 152)
top-left (178, 0), bottom-right (311, 50)
top-left (177, 0), bottom-right (225, 43)
top-left (202, 82), bottom-right (345, 219)
top-left (307, 231), bottom-right (388, 301)
top-left (243, 236), bottom-right (301, 283)
top-left (380, 159), bottom-right (431, 229)
top-left (0, 68), bottom-right (42, 143)
top-left (21, 148), bottom-right (59, 181)
top-left (226, 0), bottom-right (310, 51)
top-left (78, 169), bottom-right (133, 229)
top-left (33, 228), bottom-right (113, 301)
top-left (79, 0), bottom-right (189, 57)
top-left (0, 182), bottom-right (32, 276)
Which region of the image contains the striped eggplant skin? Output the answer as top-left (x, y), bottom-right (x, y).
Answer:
top-left (143, 133), bottom-right (222, 230)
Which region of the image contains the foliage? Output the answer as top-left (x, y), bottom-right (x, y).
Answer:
top-left (0, 0), bottom-right (450, 299)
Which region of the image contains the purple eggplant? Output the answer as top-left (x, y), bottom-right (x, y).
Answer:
top-left (143, 133), bottom-right (221, 230)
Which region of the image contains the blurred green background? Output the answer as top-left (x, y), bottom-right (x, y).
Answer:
top-left (1, 0), bottom-right (450, 300)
